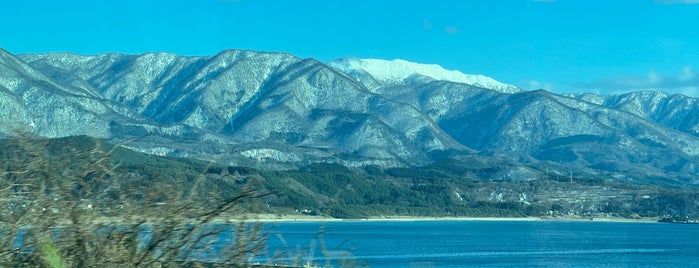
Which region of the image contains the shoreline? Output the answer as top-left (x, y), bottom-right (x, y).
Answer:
top-left (230, 214), bottom-right (660, 224)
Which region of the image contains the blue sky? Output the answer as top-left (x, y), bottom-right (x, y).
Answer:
top-left (3, 0), bottom-right (699, 96)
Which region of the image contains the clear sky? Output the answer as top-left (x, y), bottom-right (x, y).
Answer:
top-left (3, 0), bottom-right (699, 96)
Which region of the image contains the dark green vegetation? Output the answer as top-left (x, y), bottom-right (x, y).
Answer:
top-left (3, 135), bottom-right (696, 221)
top-left (262, 160), bottom-right (699, 219)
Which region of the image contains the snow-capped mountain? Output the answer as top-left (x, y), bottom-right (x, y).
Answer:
top-left (14, 49), bottom-right (466, 168)
top-left (2, 48), bottom-right (699, 185)
top-left (327, 58), bottom-right (522, 93)
top-left (570, 91), bottom-right (699, 137)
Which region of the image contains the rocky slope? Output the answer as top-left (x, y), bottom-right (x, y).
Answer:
top-left (0, 48), bottom-right (696, 185)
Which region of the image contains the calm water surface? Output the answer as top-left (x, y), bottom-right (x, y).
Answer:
top-left (260, 220), bottom-right (699, 267)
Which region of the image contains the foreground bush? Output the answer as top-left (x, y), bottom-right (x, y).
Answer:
top-left (0, 133), bottom-right (272, 267)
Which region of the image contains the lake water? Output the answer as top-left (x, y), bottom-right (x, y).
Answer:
top-left (260, 220), bottom-right (699, 267)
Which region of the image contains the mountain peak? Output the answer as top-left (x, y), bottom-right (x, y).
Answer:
top-left (4, 49), bottom-right (699, 185)
top-left (327, 57), bottom-right (521, 93)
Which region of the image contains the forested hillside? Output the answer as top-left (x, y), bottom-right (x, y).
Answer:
top-left (3, 136), bottom-right (696, 221)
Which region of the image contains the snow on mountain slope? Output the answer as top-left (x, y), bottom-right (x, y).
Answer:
top-left (7, 49), bottom-right (699, 183)
top-left (569, 90), bottom-right (699, 137)
top-left (328, 58), bottom-right (521, 93)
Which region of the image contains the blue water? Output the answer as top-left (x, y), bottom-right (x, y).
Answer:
top-left (260, 220), bottom-right (699, 267)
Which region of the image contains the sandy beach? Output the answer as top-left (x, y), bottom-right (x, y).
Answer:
top-left (229, 214), bottom-right (660, 223)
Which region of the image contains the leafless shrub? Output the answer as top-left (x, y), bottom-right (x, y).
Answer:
top-left (0, 131), bottom-right (273, 267)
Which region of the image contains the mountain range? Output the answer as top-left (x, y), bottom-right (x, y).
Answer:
top-left (1, 48), bottom-right (698, 186)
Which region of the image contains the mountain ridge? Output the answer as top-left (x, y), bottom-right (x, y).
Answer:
top-left (2, 49), bottom-right (698, 185)
top-left (327, 57), bottom-right (522, 93)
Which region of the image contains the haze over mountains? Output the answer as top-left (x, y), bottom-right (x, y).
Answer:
top-left (1, 48), bottom-right (698, 186)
